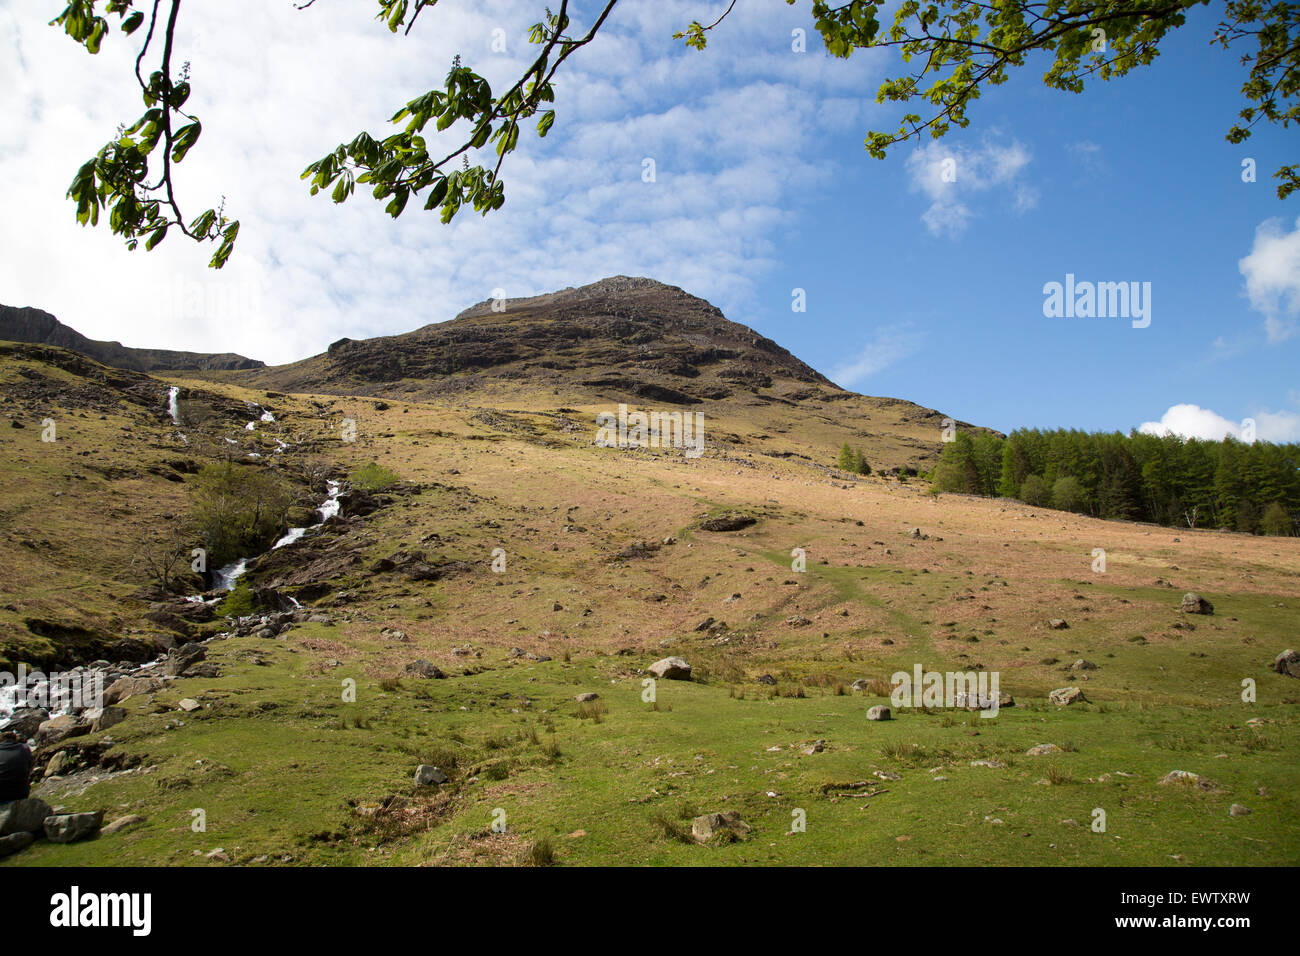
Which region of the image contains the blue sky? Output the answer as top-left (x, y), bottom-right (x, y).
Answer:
top-left (1, 1), bottom-right (1296, 440)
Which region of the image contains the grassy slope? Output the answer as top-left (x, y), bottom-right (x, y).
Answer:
top-left (2, 361), bottom-right (1297, 866)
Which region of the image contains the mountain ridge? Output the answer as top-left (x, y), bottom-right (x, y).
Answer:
top-left (0, 303), bottom-right (265, 373)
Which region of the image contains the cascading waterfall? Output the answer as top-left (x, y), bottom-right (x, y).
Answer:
top-left (214, 480), bottom-right (342, 591)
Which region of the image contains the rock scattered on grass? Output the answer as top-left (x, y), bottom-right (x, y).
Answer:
top-left (649, 656), bottom-right (691, 680)
top-left (414, 765), bottom-right (448, 787)
top-left (1049, 687), bottom-right (1087, 706)
top-left (44, 811), bottom-right (103, 844)
top-left (691, 810), bottom-right (749, 843)
top-left (1272, 649), bottom-right (1299, 678)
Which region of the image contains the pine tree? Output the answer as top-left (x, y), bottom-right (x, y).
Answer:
top-left (837, 442), bottom-right (857, 473)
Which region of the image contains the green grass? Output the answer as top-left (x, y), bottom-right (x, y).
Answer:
top-left (11, 630), bottom-right (1298, 867)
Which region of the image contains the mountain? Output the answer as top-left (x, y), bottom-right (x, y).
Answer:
top-left (1, 285), bottom-right (1296, 869)
top-left (226, 276), bottom-right (991, 470)
top-left (0, 304), bottom-right (265, 372)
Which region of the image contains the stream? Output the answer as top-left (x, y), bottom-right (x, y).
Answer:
top-left (212, 480), bottom-right (341, 592)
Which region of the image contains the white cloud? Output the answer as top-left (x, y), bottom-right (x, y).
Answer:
top-left (0, 2), bottom-right (884, 365)
top-left (1138, 403), bottom-right (1300, 443)
top-left (905, 137), bottom-right (1033, 238)
top-left (827, 325), bottom-right (923, 389)
top-left (1239, 215), bottom-right (1300, 342)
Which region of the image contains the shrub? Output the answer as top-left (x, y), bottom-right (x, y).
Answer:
top-left (350, 461), bottom-right (401, 492)
top-left (1261, 502), bottom-right (1292, 536)
top-left (217, 578), bottom-right (254, 617)
top-left (1018, 474), bottom-right (1049, 507)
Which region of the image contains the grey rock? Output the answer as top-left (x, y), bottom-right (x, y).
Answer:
top-left (403, 659), bottom-right (445, 679)
top-left (866, 705), bottom-right (891, 721)
top-left (104, 675), bottom-right (160, 705)
top-left (44, 811), bottom-right (102, 843)
top-left (0, 798), bottom-right (52, 836)
top-left (691, 810), bottom-right (750, 843)
top-left (101, 814), bottom-right (145, 835)
top-left (0, 831), bottom-right (35, 858)
top-left (1026, 744), bottom-right (1061, 755)
top-left (35, 714), bottom-right (90, 747)
top-left (649, 656), bottom-right (692, 680)
top-left (1272, 649), bottom-right (1300, 678)
top-left (2, 707), bottom-right (48, 739)
top-left (44, 811), bottom-right (102, 844)
top-left (1049, 687), bottom-right (1087, 706)
top-left (1180, 592), bottom-right (1214, 615)
top-left (414, 765), bottom-right (448, 786)
top-left (89, 705), bottom-right (127, 732)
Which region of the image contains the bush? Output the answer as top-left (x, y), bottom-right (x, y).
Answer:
top-left (217, 578), bottom-right (254, 618)
top-left (1019, 474), bottom-right (1049, 507)
top-left (350, 461), bottom-right (401, 492)
top-left (1261, 502), bottom-right (1292, 536)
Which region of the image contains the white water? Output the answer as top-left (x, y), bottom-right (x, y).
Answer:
top-left (167, 386), bottom-right (181, 424)
top-left (214, 557), bottom-right (248, 591)
top-left (215, 481), bottom-right (342, 591)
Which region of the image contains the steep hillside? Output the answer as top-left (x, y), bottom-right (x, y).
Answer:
top-left (1, 327), bottom-right (1296, 869)
top-left (0, 304), bottom-right (264, 372)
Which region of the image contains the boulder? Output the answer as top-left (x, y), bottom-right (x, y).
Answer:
top-left (1180, 592), bottom-right (1214, 615)
top-left (866, 705), bottom-right (891, 721)
top-left (43, 750), bottom-right (72, 778)
top-left (0, 831), bottom-right (35, 858)
top-left (648, 656), bottom-right (692, 680)
top-left (1070, 659), bottom-right (1097, 671)
top-left (88, 705), bottom-right (128, 733)
top-left (1048, 618), bottom-right (1069, 630)
top-left (44, 811), bottom-right (103, 844)
top-left (413, 765), bottom-right (448, 787)
top-left (0, 798), bottom-right (52, 836)
top-left (403, 660), bottom-right (445, 679)
top-left (575, 693), bottom-right (600, 702)
top-left (2, 707), bottom-right (48, 739)
top-left (104, 675), bottom-right (160, 705)
top-left (101, 814), bottom-right (146, 835)
top-left (1025, 744), bottom-right (1061, 755)
top-left (1272, 649), bottom-right (1300, 678)
top-left (160, 643), bottom-right (206, 677)
top-left (1229, 804), bottom-right (1251, 817)
top-left (35, 714), bottom-right (90, 748)
top-left (1049, 687), bottom-right (1087, 706)
top-left (177, 698), bottom-right (201, 712)
top-left (698, 513), bottom-right (756, 532)
top-left (691, 810), bottom-right (750, 843)
top-left (253, 587), bottom-right (297, 613)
